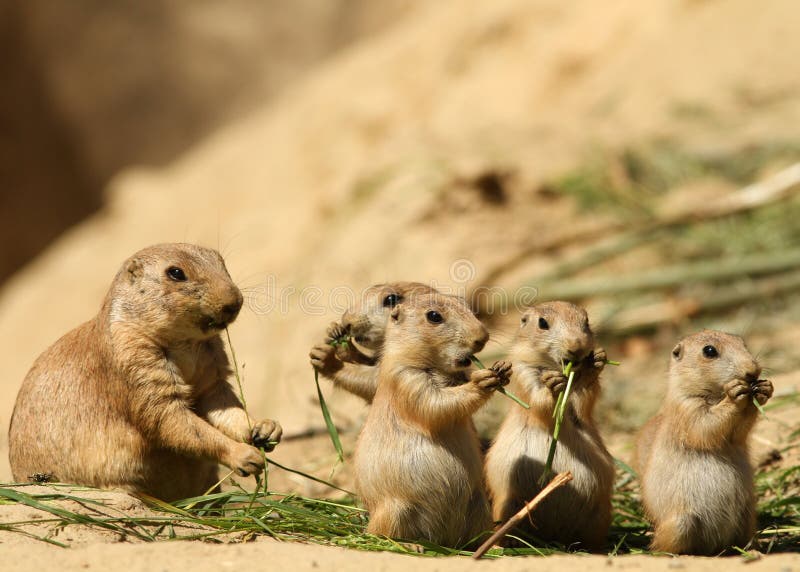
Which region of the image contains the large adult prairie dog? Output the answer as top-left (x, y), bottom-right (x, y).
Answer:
top-left (9, 243), bottom-right (282, 501)
top-left (484, 301), bottom-right (614, 550)
top-left (309, 281), bottom-right (436, 403)
top-left (636, 330), bottom-right (773, 554)
top-left (354, 293), bottom-right (510, 547)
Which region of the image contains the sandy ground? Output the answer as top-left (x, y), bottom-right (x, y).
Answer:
top-left (2, 542), bottom-right (800, 572)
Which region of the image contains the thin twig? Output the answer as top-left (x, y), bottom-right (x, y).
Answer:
top-left (471, 472), bottom-right (573, 559)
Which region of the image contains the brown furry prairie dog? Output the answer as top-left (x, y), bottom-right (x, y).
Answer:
top-left (484, 301), bottom-right (614, 550)
top-left (635, 330), bottom-right (773, 555)
top-left (354, 293), bottom-right (511, 547)
top-left (8, 243), bottom-right (282, 501)
top-left (309, 281), bottom-right (436, 403)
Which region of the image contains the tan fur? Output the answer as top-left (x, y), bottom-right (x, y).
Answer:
top-left (8, 243), bottom-right (282, 501)
top-left (310, 282), bottom-right (436, 403)
top-left (635, 330), bottom-right (772, 555)
top-left (484, 301), bottom-right (614, 550)
top-left (353, 293), bottom-right (509, 547)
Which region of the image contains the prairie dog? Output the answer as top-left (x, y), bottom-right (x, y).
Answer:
top-left (9, 243), bottom-right (282, 501)
top-left (485, 301), bottom-right (614, 550)
top-left (636, 330), bottom-right (772, 554)
top-left (309, 282), bottom-right (436, 403)
top-left (354, 293), bottom-right (510, 547)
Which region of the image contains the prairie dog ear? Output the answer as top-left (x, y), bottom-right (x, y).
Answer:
top-left (671, 343), bottom-right (683, 361)
top-left (126, 258), bottom-right (143, 284)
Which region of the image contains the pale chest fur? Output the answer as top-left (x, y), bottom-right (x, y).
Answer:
top-left (165, 341), bottom-right (220, 397)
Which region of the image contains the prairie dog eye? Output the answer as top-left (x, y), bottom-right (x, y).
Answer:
top-left (166, 266), bottom-right (187, 282)
top-left (702, 345), bottom-right (719, 359)
top-left (426, 310), bottom-right (444, 324)
top-left (382, 293), bottom-right (401, 308)
top-left (538, 317), bottom-right (549, 330)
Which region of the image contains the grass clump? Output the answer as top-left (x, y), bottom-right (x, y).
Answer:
top-left (548, 140), bottom-right (800, 213)
top-left (1, 457), bottom-right (798, 557)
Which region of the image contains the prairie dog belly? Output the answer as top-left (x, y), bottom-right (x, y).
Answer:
top-left (489, 419), bottom-right (612, 508)
top-left (645, 446), bottom-right (752, 526)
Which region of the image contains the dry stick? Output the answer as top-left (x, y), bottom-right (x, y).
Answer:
top-left (471, 471), bottom-right (574, 559)
top-left (473, 162), bottom-right (800, 316)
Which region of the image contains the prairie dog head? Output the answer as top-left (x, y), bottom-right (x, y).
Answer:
top-left (341, 281), bottom-right (437, 357)
top-left (668, 330), bottom-right (761, 400)
top-left (511, 301), bottom-right (595, 369)
top-left (383, 293), bottom-right (488, 376)
top-left (109, 243), bottom-right (243, 343)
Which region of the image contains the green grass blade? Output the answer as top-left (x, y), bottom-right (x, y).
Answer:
top-left (469, 356), bottom-right (529, 409)
top-left (267, 456), bottom-right (353, 495)
top-left (314, 369), bottom-right (345, 463)
top-left (753, 396), bottom-right (768, 418)
top-left (539, 362), bottom-right (575, 486)
top-left (496, 387), bottom-right (530, 409)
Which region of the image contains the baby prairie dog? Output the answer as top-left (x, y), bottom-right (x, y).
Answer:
top-left (9, 243), bottom-right (282, 501)
top-left (309, 282), bottom-right (436, 403)
top-left (354, 293), bottom-right (511, 547)
top-left (636, 330), bottom-right (773, 555)
top-left (485, 301), bottom-right (614, 550)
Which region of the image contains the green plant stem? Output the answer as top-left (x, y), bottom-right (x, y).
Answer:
top-left (539, 362), bottom-right (575, 486)
top-left (265, 458), bottom-right (353, 495)
top-left (753, 397), bottom-right (768, 418)
top-left (469, 356), bottom-right (529, 409)
top-left (225, 327), bottom-right (270, 495)
top-left (314, 370), bottom-right (344, 463)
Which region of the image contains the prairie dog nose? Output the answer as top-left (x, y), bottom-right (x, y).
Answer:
top-left (564, 337), bottom-right (591, 362)
top-left (471, 329), bottom-right (489, 354)
top-left (743, 363), bottom-right (762, 384)
top-left (219, 299), bottom-right (242, 323)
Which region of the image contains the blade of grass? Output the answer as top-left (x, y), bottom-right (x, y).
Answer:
top-left (539, 362), bottom-right (575, 486)
top-left (266, 457), bottom-right (354, 495)
top-left (753, 397), bottom-right (768, 418)
top-left (469, 356), bottom-right (529, 409)
top-left (314, 370), bottom-right (345, 463)
top-left (309, 332), bottom-right (352, 464)
top-left (0, 487), bottom-right (154, 541)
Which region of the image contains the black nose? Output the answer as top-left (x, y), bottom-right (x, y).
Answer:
top-left (220, 299), bottom-right (242, 324)
top-left (471, 333), bottom-right (488, 354)
top-left (565, 350), bottom-right (585, 363)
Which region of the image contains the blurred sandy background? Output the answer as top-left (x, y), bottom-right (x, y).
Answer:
top-left (1, 2), bottom-right (800, 566)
